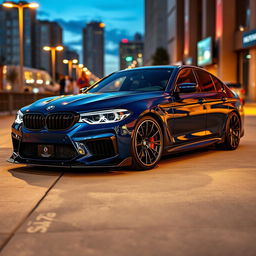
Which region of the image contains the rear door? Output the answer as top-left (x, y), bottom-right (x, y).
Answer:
top-left (168, 68), bottom-right (207, 144)
top-left (194, 69), bottom-right (228, 138)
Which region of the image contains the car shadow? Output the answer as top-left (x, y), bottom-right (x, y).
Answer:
top-left (6, 144), bottom-right (240, 186)
top-left (7, 165), bottom-right (131, 185)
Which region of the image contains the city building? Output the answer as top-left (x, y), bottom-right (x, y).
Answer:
top-left (0, 5), bottom-right (36, 67)
top-left (144, 0), bottom-right (168, 65)
top-left (35, 20), bottom-right (63, 77)
top-left (119, 34), bottom-right (144, 70)
top-left (83, 21), bottom-right (104, 78)
top-left (166, 0), bottom-right (256, 101)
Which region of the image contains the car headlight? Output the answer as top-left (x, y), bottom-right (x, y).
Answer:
top-left (79, 109), bottom-right (131, 124)
top-left (15, 110), bottom-right (24, 124)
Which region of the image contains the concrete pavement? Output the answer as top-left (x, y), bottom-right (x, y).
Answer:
top-left (0, 108), bottom-right (256, 256)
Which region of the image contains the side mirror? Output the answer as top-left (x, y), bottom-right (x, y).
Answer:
top-left (177, 83), bottom-right (197, 93)
top-left (80, 87), bottom-right (88, 93)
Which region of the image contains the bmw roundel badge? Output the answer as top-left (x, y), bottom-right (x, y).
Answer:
top-left (46, 105), bottom-right (55, 111)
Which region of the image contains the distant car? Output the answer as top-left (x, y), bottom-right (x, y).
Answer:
top-left (9, 66), bottom-right (244, 170)
top-left (225, 82), bottom-right (246, 105)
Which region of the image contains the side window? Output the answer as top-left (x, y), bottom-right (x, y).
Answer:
top-left (176, 68), bottom-right (197, 85)
top-left (195, 69), bottom-right (215, 92)
top-left (211, 76), bottom-right (224, 92)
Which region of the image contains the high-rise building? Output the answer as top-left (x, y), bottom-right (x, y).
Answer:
top-left (167, 0), bottom-right (185, 65)
top-left (166, 0), bottom-right (256, 101)
top-left (83, 21), bottom-right (104, 78)
top-left (144, 0), bottom-right (168, 65)
top-left (35, 20), bottom-right (63, 77)
top-left (0, 5), bottom-right (36, 67)
top-left (119, 34), bottom-right (144, 70)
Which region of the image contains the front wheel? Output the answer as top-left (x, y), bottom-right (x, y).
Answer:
top-left (131, 116), bottom-right (163, 170)
top-left (220, 112), bottom-right (241, 150)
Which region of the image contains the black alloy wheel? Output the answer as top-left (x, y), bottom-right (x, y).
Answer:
top-left (131, 116), bottom-right (163, 170)
top-left (222, 112), bottom-right (241, 150)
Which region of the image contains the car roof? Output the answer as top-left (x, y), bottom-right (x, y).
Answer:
top-left (117, 66), bottom-right (178, 73)
top-left (117, 65), bottom-right (205, 73)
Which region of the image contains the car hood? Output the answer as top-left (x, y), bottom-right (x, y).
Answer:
top-left (21, 91), bottom-right (165, 114)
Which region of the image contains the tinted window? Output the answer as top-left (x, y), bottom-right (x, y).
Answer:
top-left (176, 68), bottom-right (197, 84)
top-left (88, 69), bottom-right (173, 93)
top-left (195, 69), bottom-right (215, 92)
top-left (175, 68), bottom-right (199, 93)
top-left (212, 76), bottom-right (224, 92)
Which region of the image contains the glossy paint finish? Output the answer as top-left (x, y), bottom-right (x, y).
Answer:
top-left (9, 66), bottom-right (244, 168)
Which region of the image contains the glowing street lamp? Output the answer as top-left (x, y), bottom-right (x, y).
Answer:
top-left (63, 59), bottom-right (79, 77)
top-left (72, 64), bottom-right (82, 78)
top-left (2, 1), bottom-right (39, 91)
top-left (99, 22), bottom-right (105, 28)
top-left (43, 45), bottom-right (64, 83)
top-left (56, 45), bottom-right (64, 51)
top-left (75, 64), bottom-right (84, 77)
top-left (2, 2), bottom-right (14, 7)
top-left (43, 46), bottom-right (51, 51)
top-left (27, 2), bottom-right (39, 8)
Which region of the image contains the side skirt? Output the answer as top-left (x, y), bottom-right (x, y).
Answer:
top-left (165, 138), bottom-right (222, 154)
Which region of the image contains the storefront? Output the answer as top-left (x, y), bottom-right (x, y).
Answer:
top-left (237, 29), bottom-right (256, 101)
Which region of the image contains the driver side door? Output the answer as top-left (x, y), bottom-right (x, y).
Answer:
top-left (168, 68), bottom-right (207, 144)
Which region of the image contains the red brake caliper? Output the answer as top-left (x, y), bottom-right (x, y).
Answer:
top-left (149, 137), bottom-right (155, 149)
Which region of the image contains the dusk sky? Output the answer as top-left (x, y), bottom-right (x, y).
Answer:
top-left (36, 0), bottom-right (144, 75)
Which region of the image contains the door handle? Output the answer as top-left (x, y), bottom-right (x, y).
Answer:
top-left (198, 98), bottom-right (204, 104)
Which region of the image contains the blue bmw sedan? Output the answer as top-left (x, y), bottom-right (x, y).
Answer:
top-left (9, 66), bottom-right (244, 170)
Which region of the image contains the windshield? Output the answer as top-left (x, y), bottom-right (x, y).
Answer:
top-left (87, 68), bottom-right (174, 93)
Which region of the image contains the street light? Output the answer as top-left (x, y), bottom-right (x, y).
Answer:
top-left (43, 45), bottom-right (64, 83)
top-left (63, 59), bottom-right (78, 77)
top-left (2, 1), bottom-right (39, 91)
top-left (75, 64), bottom-right (86, 78)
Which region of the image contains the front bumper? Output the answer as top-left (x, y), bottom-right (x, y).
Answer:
top-left (9, 119), bottom-right (135, 168)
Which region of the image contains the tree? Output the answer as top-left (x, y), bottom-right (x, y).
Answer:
top-left (152, 47), bottom-right (169, 65)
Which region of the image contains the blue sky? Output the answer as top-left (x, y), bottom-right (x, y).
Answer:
top-left (36, 0), bottom-right (144, 75)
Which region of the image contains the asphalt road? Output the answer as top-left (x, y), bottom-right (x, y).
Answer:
top-left (0, 112), bottom-right (256, 256)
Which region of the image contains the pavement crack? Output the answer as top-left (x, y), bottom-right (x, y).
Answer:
top-left (0, 171), bottom-right (64, 252)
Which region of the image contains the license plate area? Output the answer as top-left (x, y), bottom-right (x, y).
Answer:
top-left (38, 145), bottom-right (54, 158)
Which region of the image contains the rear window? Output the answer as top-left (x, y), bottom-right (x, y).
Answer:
top-left (212, 76), bottom-right (224, 92)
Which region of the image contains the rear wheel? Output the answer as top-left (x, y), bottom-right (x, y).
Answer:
top-left (220, 112), bottom-right (241, 150)
top-left (131, 116), bottom-right (163, 170)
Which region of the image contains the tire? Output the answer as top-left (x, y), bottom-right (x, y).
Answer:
top-left (220, 112), bottom-right (241, 150)
top-left (131, 116), bottom-right (163, 170)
